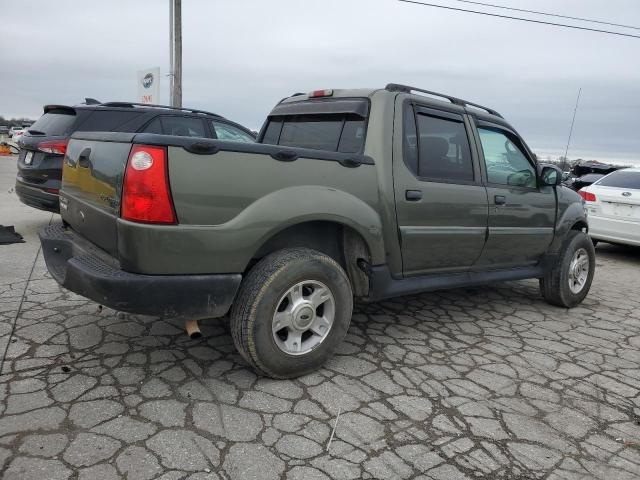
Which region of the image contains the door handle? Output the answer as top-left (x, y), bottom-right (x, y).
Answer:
top-left (406, 190), bottom-right (422, 201)
top-left (494, 195), bottom-right (506, 205)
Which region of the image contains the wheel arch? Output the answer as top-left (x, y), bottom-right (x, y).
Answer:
top-left (247, 219), bottom-right (376, 298)
top-left (548, 199), bottom-right (589, 254)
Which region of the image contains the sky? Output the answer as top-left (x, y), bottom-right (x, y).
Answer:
top-left (1, 0), bottom-right (639, 164)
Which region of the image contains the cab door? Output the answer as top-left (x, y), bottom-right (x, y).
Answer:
top-left (393, 101), bottom-right (489, 276)
top-left (471, 120), bottom-right (555, 268)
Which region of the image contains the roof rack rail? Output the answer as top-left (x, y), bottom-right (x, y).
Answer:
top-left (385, 83), bottom-right (503, 118)
top-left (99, 102), bottom-right (223, 118)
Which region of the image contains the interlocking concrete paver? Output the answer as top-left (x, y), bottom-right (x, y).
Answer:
top-left (2, 156), bottom-right (640, 479)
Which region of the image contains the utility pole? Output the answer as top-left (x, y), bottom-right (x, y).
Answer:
top-left (171, 0), bottom-right (182, 108)
top-left (169, 0), bottom-right (174, 105)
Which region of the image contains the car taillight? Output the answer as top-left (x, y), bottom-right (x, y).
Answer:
top-left (38, 140), bottom-right (68, 155)
top-left (579, 190), bottom-right (597, 202)
top-left (121, 144), bottom-right (176, 224)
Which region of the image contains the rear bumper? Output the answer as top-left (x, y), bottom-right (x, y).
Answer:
top-left (589, 215), bottom-right (640, 247)
top-left (39, 224), bottom-right (242, 319)
top-left (15, 179), bottom-right (60, 213)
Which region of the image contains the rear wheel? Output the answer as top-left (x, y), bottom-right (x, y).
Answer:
top-left (540, 231), bottom-right (595, 308)
top-left (230, 248), bottom-right (353, 378)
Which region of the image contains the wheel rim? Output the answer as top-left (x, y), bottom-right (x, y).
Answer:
top-left (272, 280), bottom-right (335, 356)
top-left (568, 248), bottom-right (590, 294)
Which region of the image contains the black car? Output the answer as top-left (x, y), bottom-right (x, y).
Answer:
top-left (16, 101), bottom-right (255, 213)
top-left (562, 160), bottom-right (621, 192)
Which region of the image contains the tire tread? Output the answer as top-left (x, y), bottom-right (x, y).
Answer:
top-left (230, 248), bottom-right (351, 378)
top-left (540, 230), bottom-right (595, 308)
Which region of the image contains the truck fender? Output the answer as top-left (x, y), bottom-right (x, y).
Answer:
top-left (233, 185), bottom-right (386, 265)
top-left (548, 193), bottom-right (588, 254)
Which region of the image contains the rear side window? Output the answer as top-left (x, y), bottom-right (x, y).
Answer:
top-left (596, 170), bottom-right (640, 189)
top-left (412, 110), bottom-right (474, 182)
top-left (30, 112), bottom-right (77, 136)
top-left (262, 114), bottom-right (366, 153)
top-left (159, 116), bottom-right (206, 137)
top-left (78, 111), bottom-right (144, 132)
top-left (141, 118), bottom-right (163, 134)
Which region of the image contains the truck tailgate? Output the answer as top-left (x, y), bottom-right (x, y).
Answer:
top-left (60, 133), bottom-right (136, 255)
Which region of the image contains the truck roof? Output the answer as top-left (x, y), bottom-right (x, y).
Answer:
top-left (278, 83), bottom-right (510, 127)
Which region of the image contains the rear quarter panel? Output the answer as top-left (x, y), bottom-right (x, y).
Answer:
top-left (117, 148), bottom-right (385, 274)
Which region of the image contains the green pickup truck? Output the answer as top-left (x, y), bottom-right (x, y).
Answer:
top-left (40, 84), bottom-right (594, 378)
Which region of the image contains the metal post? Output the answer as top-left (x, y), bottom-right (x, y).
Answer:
top-left (169, 0), bottom-right (174, 105)
top-left (172, 0), bottom-right (182, 108)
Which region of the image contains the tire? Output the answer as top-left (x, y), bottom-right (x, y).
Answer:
top-left (230, 248), bottom-right (353, 378)
top-left (540, 230), bottom-right (595, 308)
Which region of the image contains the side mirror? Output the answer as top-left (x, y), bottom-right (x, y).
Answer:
top-left (540, 165), bottom-right (562, 186)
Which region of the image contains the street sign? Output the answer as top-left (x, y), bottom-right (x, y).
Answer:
top-left (137, 67), bottom-right (160, 104)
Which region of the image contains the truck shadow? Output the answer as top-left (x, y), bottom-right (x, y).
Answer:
top-left (594, 242), bottom-right (640, 265)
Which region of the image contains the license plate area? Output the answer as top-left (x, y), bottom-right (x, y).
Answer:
top-left (605, 202), bottom-right (640, 219)
top-left (24, 151), bottom-right (34, 165)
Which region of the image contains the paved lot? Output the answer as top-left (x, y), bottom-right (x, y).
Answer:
top-left (1, 157), bottom-right (640, 479)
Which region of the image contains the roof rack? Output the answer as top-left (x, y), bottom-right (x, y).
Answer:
top-left (99, 102), bottom-right (223, 118)
top-left (385, 83), bottom-right (503, 118)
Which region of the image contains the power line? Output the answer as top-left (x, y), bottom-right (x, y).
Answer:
top-left (451, 0), bottom-right (640, 31)
top-left (398, 0), bottom-right (640, 39)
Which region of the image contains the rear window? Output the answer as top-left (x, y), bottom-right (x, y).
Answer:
top-left (262, 114), bottom-right (366, 153)
top-left (596, 170), bottom-right (640, 189)
top-left (30, 112), bottom-right (77, 136)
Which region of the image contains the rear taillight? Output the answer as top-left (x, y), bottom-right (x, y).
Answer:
top-left (121, 145), bottom-right (176, 224)
top-left (38, 140), bottom-right (68, 155)
top-left (579, 190), bottom-right (597, 202)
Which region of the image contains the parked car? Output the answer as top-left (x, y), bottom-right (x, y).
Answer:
top-left (39, 84), bottom-right (593, 378)
top-left (579, 168), bottom-right (640, 247)
top-left (564, 160), bottom-right (620, 191)
top-left (9, 127), bottom-right (25, 140)
top-left (0, 126), bottom-right (9, 135)
top-left (16, 101), bottom-right (255, 212)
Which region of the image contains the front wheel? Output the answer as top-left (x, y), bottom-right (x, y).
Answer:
top-left (540, 231), bottom-right (595, 308)
top-left (230, 248), bottom-right (353, 378)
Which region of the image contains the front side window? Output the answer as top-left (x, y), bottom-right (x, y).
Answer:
top-left (262, 114), bottom-right (366, 153)
top-left (478, 128), bottom-right (536, 188)
top-left (211, 121), bottom-right (254, 143)
top-left (414, 112), bottom-right (474, 182)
